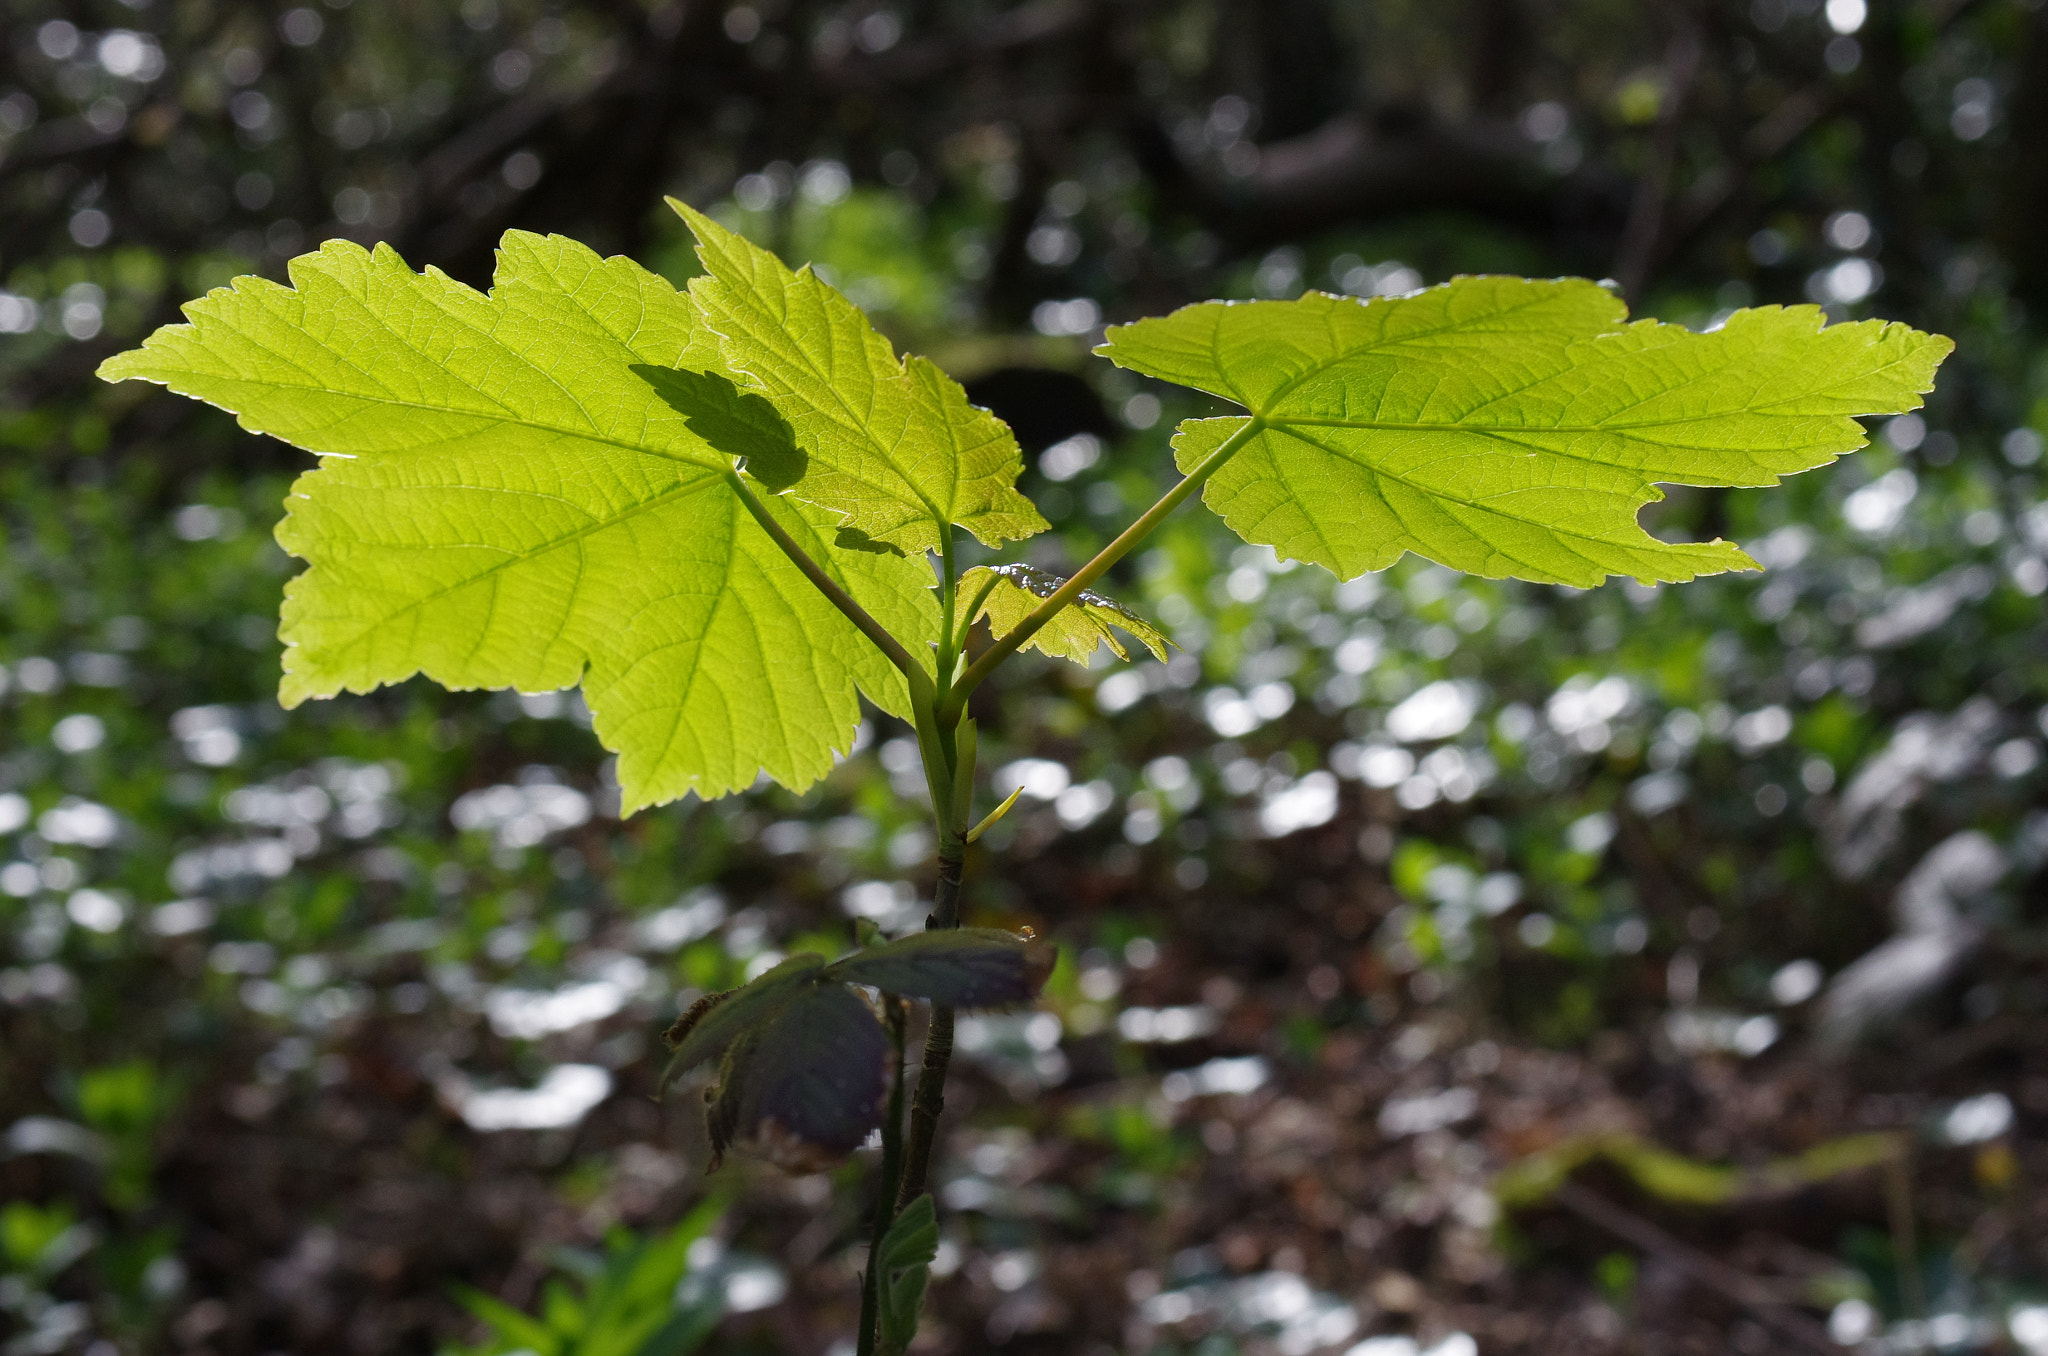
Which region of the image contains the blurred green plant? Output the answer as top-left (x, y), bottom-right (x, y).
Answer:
top-left (1, 1199), bottom-right (88, 1276)
top-left (448, 1199), bottom-right (726, 1356)
top-left (74, 1059), bottom-right (175, 1210)
top-left (871, 1193), bottom-right (938, 1356)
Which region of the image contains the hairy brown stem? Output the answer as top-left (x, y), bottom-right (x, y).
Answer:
top-left (857, 997), bottom-right (910, 1356)
top-left (896, 845), bottom-right (964, 1210)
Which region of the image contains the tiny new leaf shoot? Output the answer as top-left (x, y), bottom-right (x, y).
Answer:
top-left (874, 1193), bottom-right (939, 1356)
top-left (962, 564), bottom-right (1171, 665)
top-left (966, 785), bottom-right (1025, 843)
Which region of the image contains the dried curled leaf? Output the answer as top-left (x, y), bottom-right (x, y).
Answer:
top-left (704, 982), bottom-right (890, 1172)
top-left (659, 953), bottom-right (825, 1095)
top-left (964, 564), bottom-right (1170, 666)
top-left (828, 927), bottom-right (1057, 1008)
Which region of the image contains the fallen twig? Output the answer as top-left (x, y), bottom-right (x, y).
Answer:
top-left (1551, 1180), bottom-right (1842, 1354)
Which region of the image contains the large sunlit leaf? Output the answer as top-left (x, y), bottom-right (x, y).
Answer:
top-left (1097, 280), bottom-right (1952, 587)
top-left (962, 564), bottom-right (1170, 666)
top-left (673, 200), bottom-right (1047, 553)
top-left (98, 232), bottom-right (937, 810)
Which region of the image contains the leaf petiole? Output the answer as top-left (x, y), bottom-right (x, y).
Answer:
top-left (934, 530), bottom-right (961, 684)
top-left (950, 570), bottom-right (1003, 667)
top-left (722, 469), bottom-right (937, 709)
top-left (938, 417), bottom-right (1264, 724)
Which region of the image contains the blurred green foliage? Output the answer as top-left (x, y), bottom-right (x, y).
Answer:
top-left (448, 1200), bottom-right (726, 1356)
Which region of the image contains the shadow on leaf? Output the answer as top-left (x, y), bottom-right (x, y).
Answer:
top-left (833, 526), bottom-right (905, 557)
top-left (631, 364), bottom-right (808, 491)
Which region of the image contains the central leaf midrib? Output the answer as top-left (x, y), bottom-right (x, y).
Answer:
top-left (183, 369), bottom-right (726, 472)
top-left (703, 272), bottom-right (953, 537)
top-left (1264, 424), bottom-right (1736, 556)
top-left (1242, 286), bottom-right (1581, 411)
top-left (1189, 409), bottom-right (1789, 511)
top-left (1262, 411), bottom-right (1820, 437)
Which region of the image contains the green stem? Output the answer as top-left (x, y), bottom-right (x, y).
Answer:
top-left (723, 470), bottom-right (935, 705)
top-left (910, 700), bottom-right (956, 840)
top-left (938, 419), bottom-right (1261, 724)
top-left (934, 531), bottom-right (960, 687)
top-left (896, 844), bottom-right (963, 1211)
top-left (951, 571), bottom-right (1002, 672)
top-left (857, 997), bottom-right (911, 1356)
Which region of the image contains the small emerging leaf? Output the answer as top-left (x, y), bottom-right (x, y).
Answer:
top-left (966, 785), bottom-right (1024, 843)
top-left (1097, 280), bottom-right (1951, 587)
top-left (673, 200), bottom-right (1048, 552)
top-left (660, 954), bottom-right (824, 1094)
top-left (704, 982), bottom-right (890, 1172)
top-left (828, 928), bottom-right (1056, 1008)
top-left (964, 564), bottom-right (1170, 665)
top-left (874, 1194), bottom-right (939, 1356)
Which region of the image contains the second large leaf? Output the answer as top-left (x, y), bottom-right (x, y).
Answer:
top-left (1098, 279), bottom-right (1951, 587)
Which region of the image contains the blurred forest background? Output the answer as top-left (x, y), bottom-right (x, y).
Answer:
top-left (2, 0), bottom-right (2047, 1353)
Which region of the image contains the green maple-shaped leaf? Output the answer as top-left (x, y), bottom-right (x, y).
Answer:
top-left (673, 200), bottom-right (1047, 553)
top-left (98, 232), bottom-right (937, 810)
top-left (961, 564), bottom-right (1170, 665)
top-left (1098, 279), bottom-right (1952, 587)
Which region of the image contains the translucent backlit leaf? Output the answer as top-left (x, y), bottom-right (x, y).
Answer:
top-left (963, 564), bottom-right (1170, 665)
top-left (1097, 280), bottom-right (1951, 587)
top-left (98, 232), bottom-right (938, 810)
